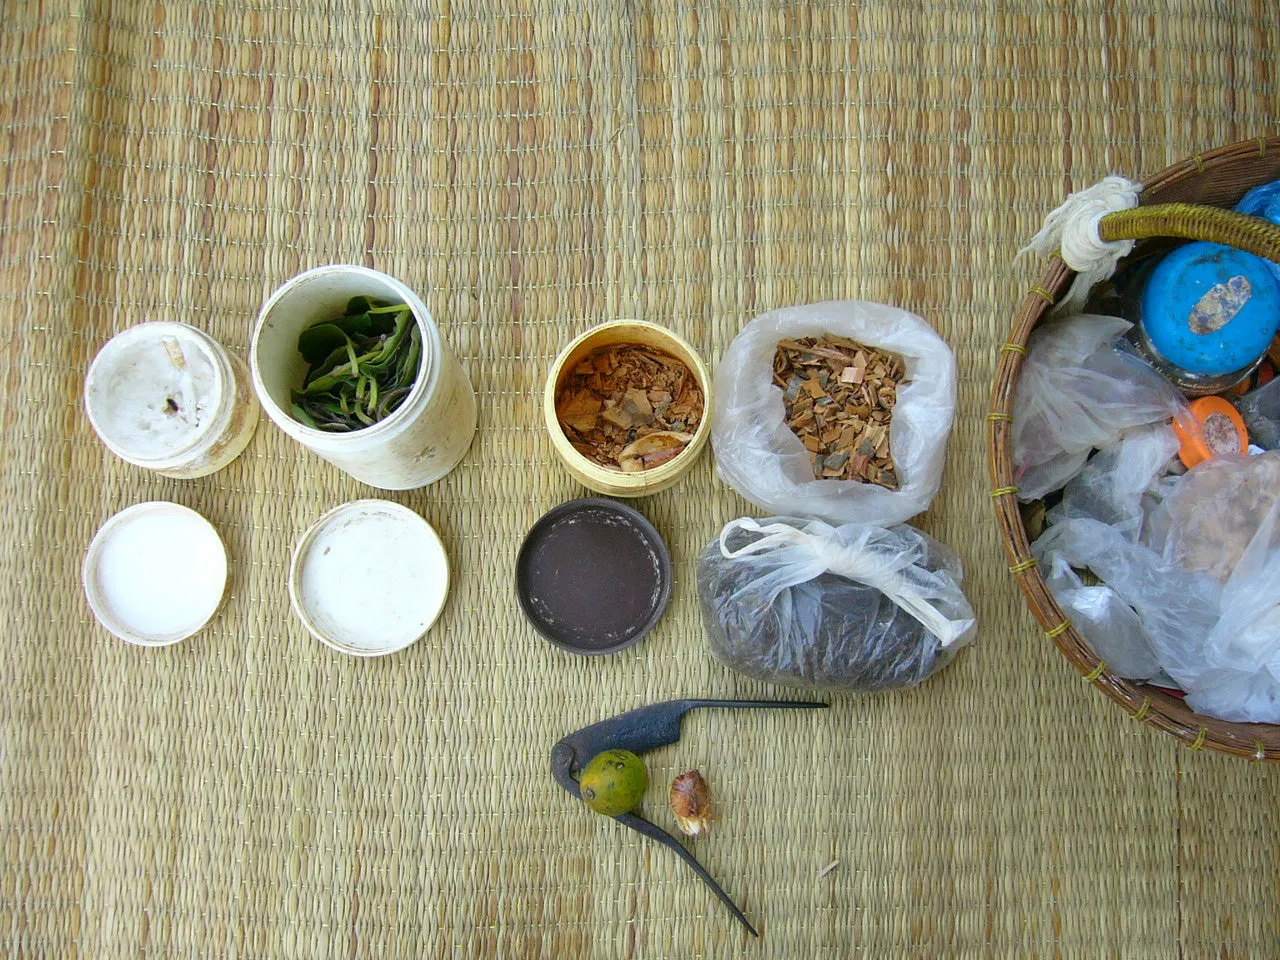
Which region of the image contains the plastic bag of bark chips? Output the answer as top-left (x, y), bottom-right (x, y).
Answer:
top-left (711, 301), bottom-right (957, 526)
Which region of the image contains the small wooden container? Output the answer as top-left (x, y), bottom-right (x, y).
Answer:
top-left (543, 320), bottom-right (713, 497)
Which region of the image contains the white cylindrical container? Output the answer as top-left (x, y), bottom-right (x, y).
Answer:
top-left (84, 322), bottom-right (260, 479)
top-left (251, 265), bottom-right (477, 490)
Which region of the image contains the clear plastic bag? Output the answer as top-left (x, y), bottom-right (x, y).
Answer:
top-left (1031, 517), bottom-right (1222, 684)
top-left (1184, 498), bottom-right (1280, 722)
top-left (1047, 423), bottom-right (1180, 543)
top-left (711, 301), bottom-right (956, 526)
top-left (696, 517), bottom-right (976, 691)
top-left (1041, 554), bottom-right (1166, 682)
top-left (1149, 451), bottom-right (1280, 583)
top-left (1235, 376), bottom-right (1280, 450)
top-left (1013, 314), bottom-right (1186, 501)
top-left (1036, 449), bottom-right (1280, 721)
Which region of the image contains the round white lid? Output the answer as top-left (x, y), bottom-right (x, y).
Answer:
top-left (83, 501), bottom-right (228, 646)
top-left (289, 500), bottom-right (450, 657)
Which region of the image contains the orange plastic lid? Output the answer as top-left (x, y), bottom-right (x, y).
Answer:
top-left (1173, 396), bottom-right (1249, 469)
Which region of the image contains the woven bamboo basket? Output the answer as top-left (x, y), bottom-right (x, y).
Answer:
top-left (990, 136), bottom-right (1280, 761)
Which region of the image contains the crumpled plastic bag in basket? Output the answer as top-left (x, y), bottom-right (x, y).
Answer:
top-left (1032, 517), bottom-right (1221, 683)
top-left (1041, 553), bottom-right (1167, 682)
top-left (1182, 497), bottom-right (1280, 723)
top-left (1012, 314), bottom-right (1186, 501)
top-left (1035, 424), bottom-right (1183, 683)
top-left (696, 516), bottom-right (976, 692)
top-left (1046, 422), bottom-right (1181, 542)
top-left (711, 301), bottom-right (956, 526)
top-left (1149, 451), bottom-right (1280, 584)
top-left (1143, 452), bottom-right (1280, 722)
top-left (1035, 447), bottom-right (1280, 723)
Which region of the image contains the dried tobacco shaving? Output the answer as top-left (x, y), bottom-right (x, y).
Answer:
top-left (290, 296), bottom-right (422, 432)
top-left (556, 343), bottom-right (704, 471)
top-left (774, 334), bottom-right (907, 489)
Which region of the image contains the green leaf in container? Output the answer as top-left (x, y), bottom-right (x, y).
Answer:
top-left (297, 323), bottom-right (350, 365)
top-left (361, 310), bottom-right (414, 374)
top-left (395, 325), bottom-right (422, 389)
top-left (291, 299), bottom-right (420, 432)
top-left (305, 343), bottom-right (354, 387)
top-left (377, 386), bottom-right (411, 420)
top-left (291, 402), bottom-right (319, 429)
top-left (336, 311), bottom-right (394, 340)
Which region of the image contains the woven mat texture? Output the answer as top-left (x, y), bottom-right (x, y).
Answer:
top-left (2, 2), bottom-right (1279, 957)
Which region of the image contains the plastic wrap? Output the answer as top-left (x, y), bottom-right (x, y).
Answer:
top-left (1235, 377), bottom-right (1280, 451)
top-left (1012, 315), bottom-right (1185, 500)
top-left (1149, 451), bottom-right (1280, 583)
top-left (711, 301), bottom-right (956, 526)
top-left (1035, 447), bottom-right (1280, 721)
top-left (696, 517), bottom-right (975, 692)
top-left (1031, 518), bottom-right (1221, 684)
top-left (1041, 554), bottom-right (1166, 681)
top-left (1184, 497), bottom-right (1280, 722)
top-left (1046, 423), bottom-right (1180, 542)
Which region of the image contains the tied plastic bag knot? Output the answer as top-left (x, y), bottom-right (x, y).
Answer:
top-left (698, 516), bottom-right (976, 692)
top-left (718, 518), bottom-right (968, 647)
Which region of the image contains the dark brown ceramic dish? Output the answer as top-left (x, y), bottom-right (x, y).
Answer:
top-left (516, 498), bottom-right (672, 655)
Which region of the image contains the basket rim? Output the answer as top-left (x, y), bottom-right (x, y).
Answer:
top-left (988, 135), bottom-right (1280, 762)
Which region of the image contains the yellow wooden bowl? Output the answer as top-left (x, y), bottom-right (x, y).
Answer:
top-left (543, 320), bottom-right (713, 497)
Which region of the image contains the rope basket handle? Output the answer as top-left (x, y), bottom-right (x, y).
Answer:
top-left (1099, 203), bottom-right (1280, 264)
top-left (1019, 177), bottom-right (1280, 312)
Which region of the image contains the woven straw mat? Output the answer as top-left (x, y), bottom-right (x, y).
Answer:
top-left (2, 2), bottom-right (1278, 958)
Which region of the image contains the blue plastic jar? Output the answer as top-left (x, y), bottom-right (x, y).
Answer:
top-left (1237, 180), bottom-right (1280, 286)
top-left (1131, 241), bottom-right (1280, 395)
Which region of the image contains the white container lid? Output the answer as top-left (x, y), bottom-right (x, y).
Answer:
top-left (289, 500), bottom-right (450, 657)
top-left (83, 502), bottom-right (228, 646)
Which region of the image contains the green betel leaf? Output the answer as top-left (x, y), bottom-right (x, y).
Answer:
top-left (305, 344), bottom-right (354, 386)
top-left (395, 325), bottom-right (423, 389)
top-left (293, 300), bottom-right (420, 430)
top-left (297, 323), bottom-right (350, 365)
top-left (290, 402), bottom-right (319, 429)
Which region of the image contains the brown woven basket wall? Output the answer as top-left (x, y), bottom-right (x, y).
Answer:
top-left (989, 136), bottom-right (1280, 762)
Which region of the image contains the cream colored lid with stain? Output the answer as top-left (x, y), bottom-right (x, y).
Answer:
top-left (83, 502), bottom-right (228, 646)
top-left (289, 500), bottom-right (450, 657)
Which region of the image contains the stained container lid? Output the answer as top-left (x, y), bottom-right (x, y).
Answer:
top-left (289, 499), bottom-right (449, 657)
top-left (515, 498), bottom-right (672, 655)
top-left (83, 501), bottom-right (228, 646)
top-left (84, 322), bottom-right (227, 463)
top-left (1141, 242), bottom-right (1280, 377)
